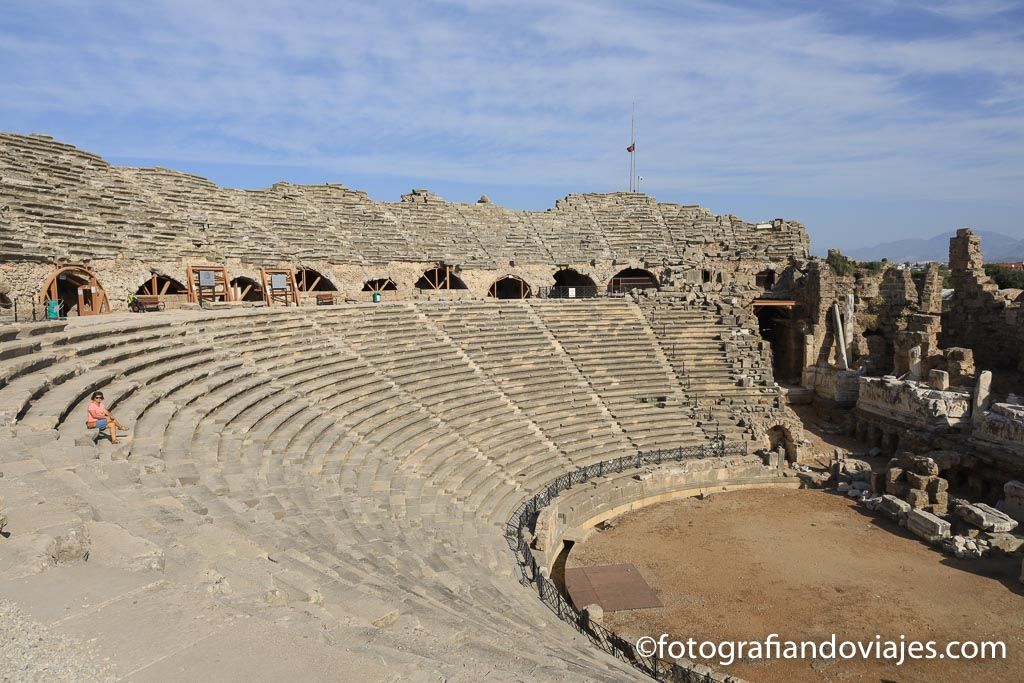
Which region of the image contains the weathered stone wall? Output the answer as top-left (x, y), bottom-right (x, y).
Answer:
top-left (0, 133), bottom-right (810, 307)
top-left (857, 376), bottom-right (972, 431)
top-left (941, 229), bottom-right (1024, 377)
top-left (973, 402), bottom-right (1024, 456)
top-left (530, 455), bottom-right (796, 571)
top-left (802, 365), bottom-right (862, 405)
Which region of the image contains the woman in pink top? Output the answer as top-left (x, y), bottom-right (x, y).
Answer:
top-left (86, 391), bottom-right (127, 444)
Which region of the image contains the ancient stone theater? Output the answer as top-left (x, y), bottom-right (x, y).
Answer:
top-left (0, 133), bottom-right (1021, 681)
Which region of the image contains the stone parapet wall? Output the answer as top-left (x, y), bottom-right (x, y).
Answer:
top-left (802, 365), bottom-right (862, 405)
top-left (856, 376), bottom-right (971, 430)
top-left (973, 402), bottom-right (1024, 456)
top-left (530, 455), bottom-right (795, 571)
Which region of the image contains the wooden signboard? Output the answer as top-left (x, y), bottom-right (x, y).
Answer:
top-left (260, 268), bottom-right (299, 307)
top-left (186, 265), bottom-right (233, 304)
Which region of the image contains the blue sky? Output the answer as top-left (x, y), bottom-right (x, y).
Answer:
top-left (2, 0), bottom-right (1023, 252)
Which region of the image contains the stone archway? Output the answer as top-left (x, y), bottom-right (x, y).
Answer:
top-left (553, 268), bottom-right (597, 288)
top-left (767, 425), bottom-right (798, 464)
top-left (608, 267), bottom-right (658, 294)
top-left (416, 266), bottom-right (467, 290)
top-left (296, 268), bottom-right (337, 292)
top-left (362, 278), bottom-right (398, 292)
top-left (136, 274), bottom-right (187, 297)
top-left (230, 276), bottom-right (264, 302)
top-left (39, 265), bottom-right (110, 316)
top-left (488, 275), bottom-right (531, 299)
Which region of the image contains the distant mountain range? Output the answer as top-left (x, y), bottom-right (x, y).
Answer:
top-left (841, 230), bottom-right (1024, 264)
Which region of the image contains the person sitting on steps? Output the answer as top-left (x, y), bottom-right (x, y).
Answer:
top-left (86, 391), bottom-right (128, 444)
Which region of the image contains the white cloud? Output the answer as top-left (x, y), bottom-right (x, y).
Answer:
top-left (0, 0), bottom-right (1022, 207)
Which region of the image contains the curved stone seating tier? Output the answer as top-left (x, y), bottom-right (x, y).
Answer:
top-left (530, 298), bottom-right (706, 451)
top-left (0, 300), bottom-right (766, 680)
top-left (1, 133), bottom-right (808, 269)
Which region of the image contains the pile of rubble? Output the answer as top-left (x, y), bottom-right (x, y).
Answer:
top-left (883, 451), bottom-right (952, 515)
top-left (822, 450), bottom-right (1024, 573)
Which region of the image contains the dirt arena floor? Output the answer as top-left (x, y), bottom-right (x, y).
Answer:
top-left (565, 488), bottom-right (1024, 682)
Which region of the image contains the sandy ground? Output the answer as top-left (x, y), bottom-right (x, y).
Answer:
top-left (566, 488), bottom-right (1024, 682)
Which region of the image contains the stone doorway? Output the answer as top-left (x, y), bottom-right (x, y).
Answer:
top-left (39, 266), bottom-right (110, 316)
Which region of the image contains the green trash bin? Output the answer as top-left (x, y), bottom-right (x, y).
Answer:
top-left (45, 300), bottom-right (61, 320)
top-left (372, 292), bottom-right (381, 303)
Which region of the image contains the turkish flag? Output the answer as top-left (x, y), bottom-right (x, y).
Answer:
top-left (626, 143), bottom-right (635, 153)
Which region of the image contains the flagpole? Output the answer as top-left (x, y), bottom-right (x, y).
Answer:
top-left (630, 103), bottom-right (635, 191)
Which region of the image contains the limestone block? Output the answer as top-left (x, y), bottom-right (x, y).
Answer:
top-left (981, 532), bottom-right (1024, 555)
top-left (887, 480), bottom-right (909, 499)
top-left (885, 467), bottom-right (904, 485)
top-left (971, 370), bottom-right (992, 425)
top-left (956, 503), bottom-right (1019, 532)
top-left (906, 489), bottom-right (929, 510)
top-left (911, 456), bottom-right (939, 477)
top-left (880, 494), bottom-right (911, 524)
top-left (905, 471), bottom-right (934, 490)
top-left (86, 521), bottom-right (165, 572)
top-left (929, 370), bottom-right (950, 391)
top-left (906, 509), bottom-right (951, 543)
top-left (999, 480), bottom-right (1024, 522)
top-left (48, 524), bottom-right (91, 565)
top-left (841, 458), bottom-right (872, 482)
top-left (928, 491), bottom-right (948, 512)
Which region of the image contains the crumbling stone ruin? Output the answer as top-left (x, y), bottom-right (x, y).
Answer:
top-left (0, 132), bottom-right (1022, 679)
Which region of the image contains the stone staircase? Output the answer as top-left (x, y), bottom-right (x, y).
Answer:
top-left (641, 295), bottom-right (785, 442)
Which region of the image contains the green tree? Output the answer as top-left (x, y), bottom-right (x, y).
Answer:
top-left (826, 249), bottom-right (855, 276)
top-left (984, 264), bottom-right (1024, 289)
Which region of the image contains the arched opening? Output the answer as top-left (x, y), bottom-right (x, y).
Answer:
top-left (701, 269), bottom-right (713, 284)
top-left (362, 278), bottom-right (398, 292)
top-left (553, 268), bottom-right (597, 288)
top-left (0, 292), bottom-right (11, 311)
top-left (489, 275), bottom-right (532, 299)
top-left (415, 266), bottom-right (467, 290)
top-left (230, 276), bottom-right (264, 302)
top-left (296, 268), bottom-right (337, 292)
top-left (755, 269), bottom-right (776, 291)
top-left (607, 268), bottom-right (658, 294)
top-left (39, 266), bottom-right (110, 317)
top-left (549, 269), bottom-right (598, 298)
top-left (767, 425), bottom-right (797, 464)
top-left (755, 306), bottom-right (802, 383)
top-left (136, 274), bottom-right (186, 297)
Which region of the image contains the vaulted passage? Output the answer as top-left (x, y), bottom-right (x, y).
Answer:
top-left (755, 305), bottom-right (803, 383)
top-left (362, 278), bottom-right (397, 292)
top-left (136, 274), bottom-right (186, 297)
top-left (230, 276), bottom-right (264, 302)
top-left (296, 268), bottom-right (336, 292)
top-left (608, 267), bottom-right (658, 294)
top-left (416, 266), bottom-right (467, 290)
top-left (489, 275), bottom-right (532, 299)
top-left (553, 269), bottom-right (597, 288)
top-left (40, 266), bottom-right (110, 316)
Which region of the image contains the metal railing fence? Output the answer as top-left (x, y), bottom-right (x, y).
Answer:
top-left (505, 440), bottom-right (748, 681)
